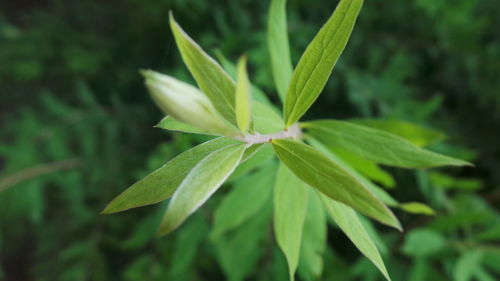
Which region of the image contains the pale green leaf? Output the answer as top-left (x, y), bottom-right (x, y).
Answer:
top-left (103, 137), bottom-right (238, 214)
top-left (158, 143), bottom-right (246, 235)
top-left (333, 146), bottom-right (395, 188)
top-left (252, 101), bottom-right (285, 134)
top-left (268, 0), bottom-right (293, 101)
top-left (155, 116), bottom-right (212, 135)
top-left (351, 119), bottom-right (445, 147)
top-left (274, 162), bottom-right (309, 281)
top-left (320, 194), bottom-right (391, 281)
top-left (272, 139), bottom-right (401, 230)
top-left (169, 13), bottom-right (237, 125)
top-left (228, 144), bottom-right (275, 182)
top-left (297, 190), bottom-right (327, 281)
top-left (454, 250), bottom-right (484, 281)
top-left (211, 162), bottom-right (276, 239)
top-left (235, 56), bottom-right (252, 133)
top-left (303, 120), bottom-right (471, 168)
top-left (399, 202), bottom-right (436, 216)
top-left (402, 229), bottom-right (446, 258)
top-left (284, 0), bottom-right (364, 126)
top-left (142, 70), bottom-right (239, 136)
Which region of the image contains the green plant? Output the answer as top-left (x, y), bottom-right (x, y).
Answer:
top-left (103, 0), bottom-right (470, 280)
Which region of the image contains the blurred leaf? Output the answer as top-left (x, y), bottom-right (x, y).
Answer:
top-left (284, 0), bottom-right (364, 126)
top-left (252, 101), bottom-right (284, 134)
top-left (214, 199), bottom-right (272, 281)
top-left (454, 249), bottom-right (483, 281)
top-left (235, 56), bottom-right (252, 133)
top-left (398, 202), bottom-right (436, 216)
top-left (272, 139), bottom-right (401, 229)
top-left (103, 137), bottom-right (237, 214)
top-left (304, 120), bottom-right (470, 168)
top-left (211, 162), bottom-right (276, 238)
top-left (268, 0), bottom-right (293, 101)
top-left (351, 119), bottom-right (445, 147)
top-left (429, 172), bottom-right (482, 190)
top-left (273, 162), bottom-right (308, 281)
top-left (319, 194), bottom-right (391, 281)
top-left (170, 13), bottom-right (237, 125)
top-left (228, 144), bottom-right (274, 182)
top-left (298, 190), bottom-right (327, 281)
top-left (402, 229), bottom-right (446, 258)
top-left (159, 143), bottom-right (246, 235)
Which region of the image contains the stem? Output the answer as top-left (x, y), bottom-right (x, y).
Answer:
top-left (235, 123), bottom-right (303, 144)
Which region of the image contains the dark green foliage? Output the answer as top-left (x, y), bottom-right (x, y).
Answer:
top-left (1, 0), bottom-right (499, 280)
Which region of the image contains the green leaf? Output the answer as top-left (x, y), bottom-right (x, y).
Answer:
top-left (398, 202), bottom-right (436, 216)
top-left (169, 13), bottom-right (237, 125)
top-left (351, 119), bottom-right (446, 147)
top-left (303, 120), bottom-right (471, 168)
top-left (103, 137), bottom-right (238, 214)
top-left (272, 139), bottom-right (401, 230)
top-left (158, 143), bottom-right (246, 235)
top-left (235, 56), bottom-right (252, 133)
top-left (298, 190), bottom-right (327, 281)
top-left (142, 70), bottom-right (239, 136)
top-left (333, 146), bottom-right (395, 188)
top-left (211, 162), bottom-right (276, 239)
top-left (252, 101), bottom-right (285, 134)
top-left (268, 0), bottom-right (293, 101)
top-left (273, 162), bottom-right (309, 281)
top-left (155, 116), bottom-right (213, 135)
top-left (402, 229), bottom-right (446, 258)
top-left (454, 250), bottom-right (484, 281)
top-left (284, 0), bottom-right (364, 126)
top-left (319, 194), bottom-right (391, 281)
top-left (228, 144), bottom-right (274, 182)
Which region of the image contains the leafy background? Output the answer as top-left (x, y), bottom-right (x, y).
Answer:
top-left (1, 0), bottom-right (499, 280)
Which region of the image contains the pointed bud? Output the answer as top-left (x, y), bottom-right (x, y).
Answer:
top-left (141, 70), bottom-right (240, 137)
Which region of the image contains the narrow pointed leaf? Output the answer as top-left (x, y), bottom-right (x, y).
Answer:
top-left (319, 194), bottom-right (391, 281)
top-left (268, 0), bottom-right (293, 101)
top-left (235, 56), bottom-right (252, 133)
top-left (158, 143), bottom-right (246, 235)
top-left (274, 163), bottom-right (308, 281)
top-left (399, 202), bottom-right (436, 216)
top-left (211, 162), bottom-right (276, 238)
top-left (298, 190), bottom-right (327, 280)
top-left (351, 119), bottom-right (446, 147)
top-left (284, 0), bottom-right (364, 126)
top-left (170, 13), bottom-right (237, 125)
top-left (253, 101), bottom-right (285, 134)
top-left (103, 137), bottom-right (238, 214)
top-left (142, 70), bottom-right (239, 136)
top-left (272, 139), bottom-right (400, 229)
top-left (155, 116), bottom-right (213, 135)
top-left (303, 120), bottom-right (471, 168)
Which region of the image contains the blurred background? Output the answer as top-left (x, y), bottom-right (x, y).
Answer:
top-left (1, 0), bottom-right (499, 280)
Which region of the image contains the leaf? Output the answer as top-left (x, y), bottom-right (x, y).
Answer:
top-left (155, 116), bottom-right (213, 135)
top-left (398, 202), bottom-right (436, 216)
top-left (214, 199), bottom-right (272, 281)
top-left (333, 146), bottom-right (395, 188)
top-left (103, 137), bottom-right (238, 214)
top-left (298, 190), bottom-right (327, 281)
top-left (252, 101), bottom-right (285, 134)
top-left (272, 139), bottom-right (401, 230)
top-left (303, 120), bottom-right (471, 168)
top-left (211, 162), bottom-right (276, 239)
top-left (268, 0), bottom-right (293, 101)
top-left (142, 70), bottom-right (239, 136)
top-left (235, 56), bottom-right (252, 133)
top-left (284, 0), bottom-right (364, 126)
top-left (454, 250), bottom-right (484, 281)
top-left (273, 162), bottom-right (309, 281)
top-left (158, 143), bottom-right (246, 235)
top-left (350, 119), bottom-right (446, 147)
top-left (319, 193), bottom-right (391, 281)
top-left (169, 13), bottom-right (237, 125)
top-left (402, 229), bottom-right (446, 258)
top-left (228, 144), bottom-right (274, 182)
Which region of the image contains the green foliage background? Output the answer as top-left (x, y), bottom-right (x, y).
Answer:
top-left (1, 0), bottom-right (499, 280)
